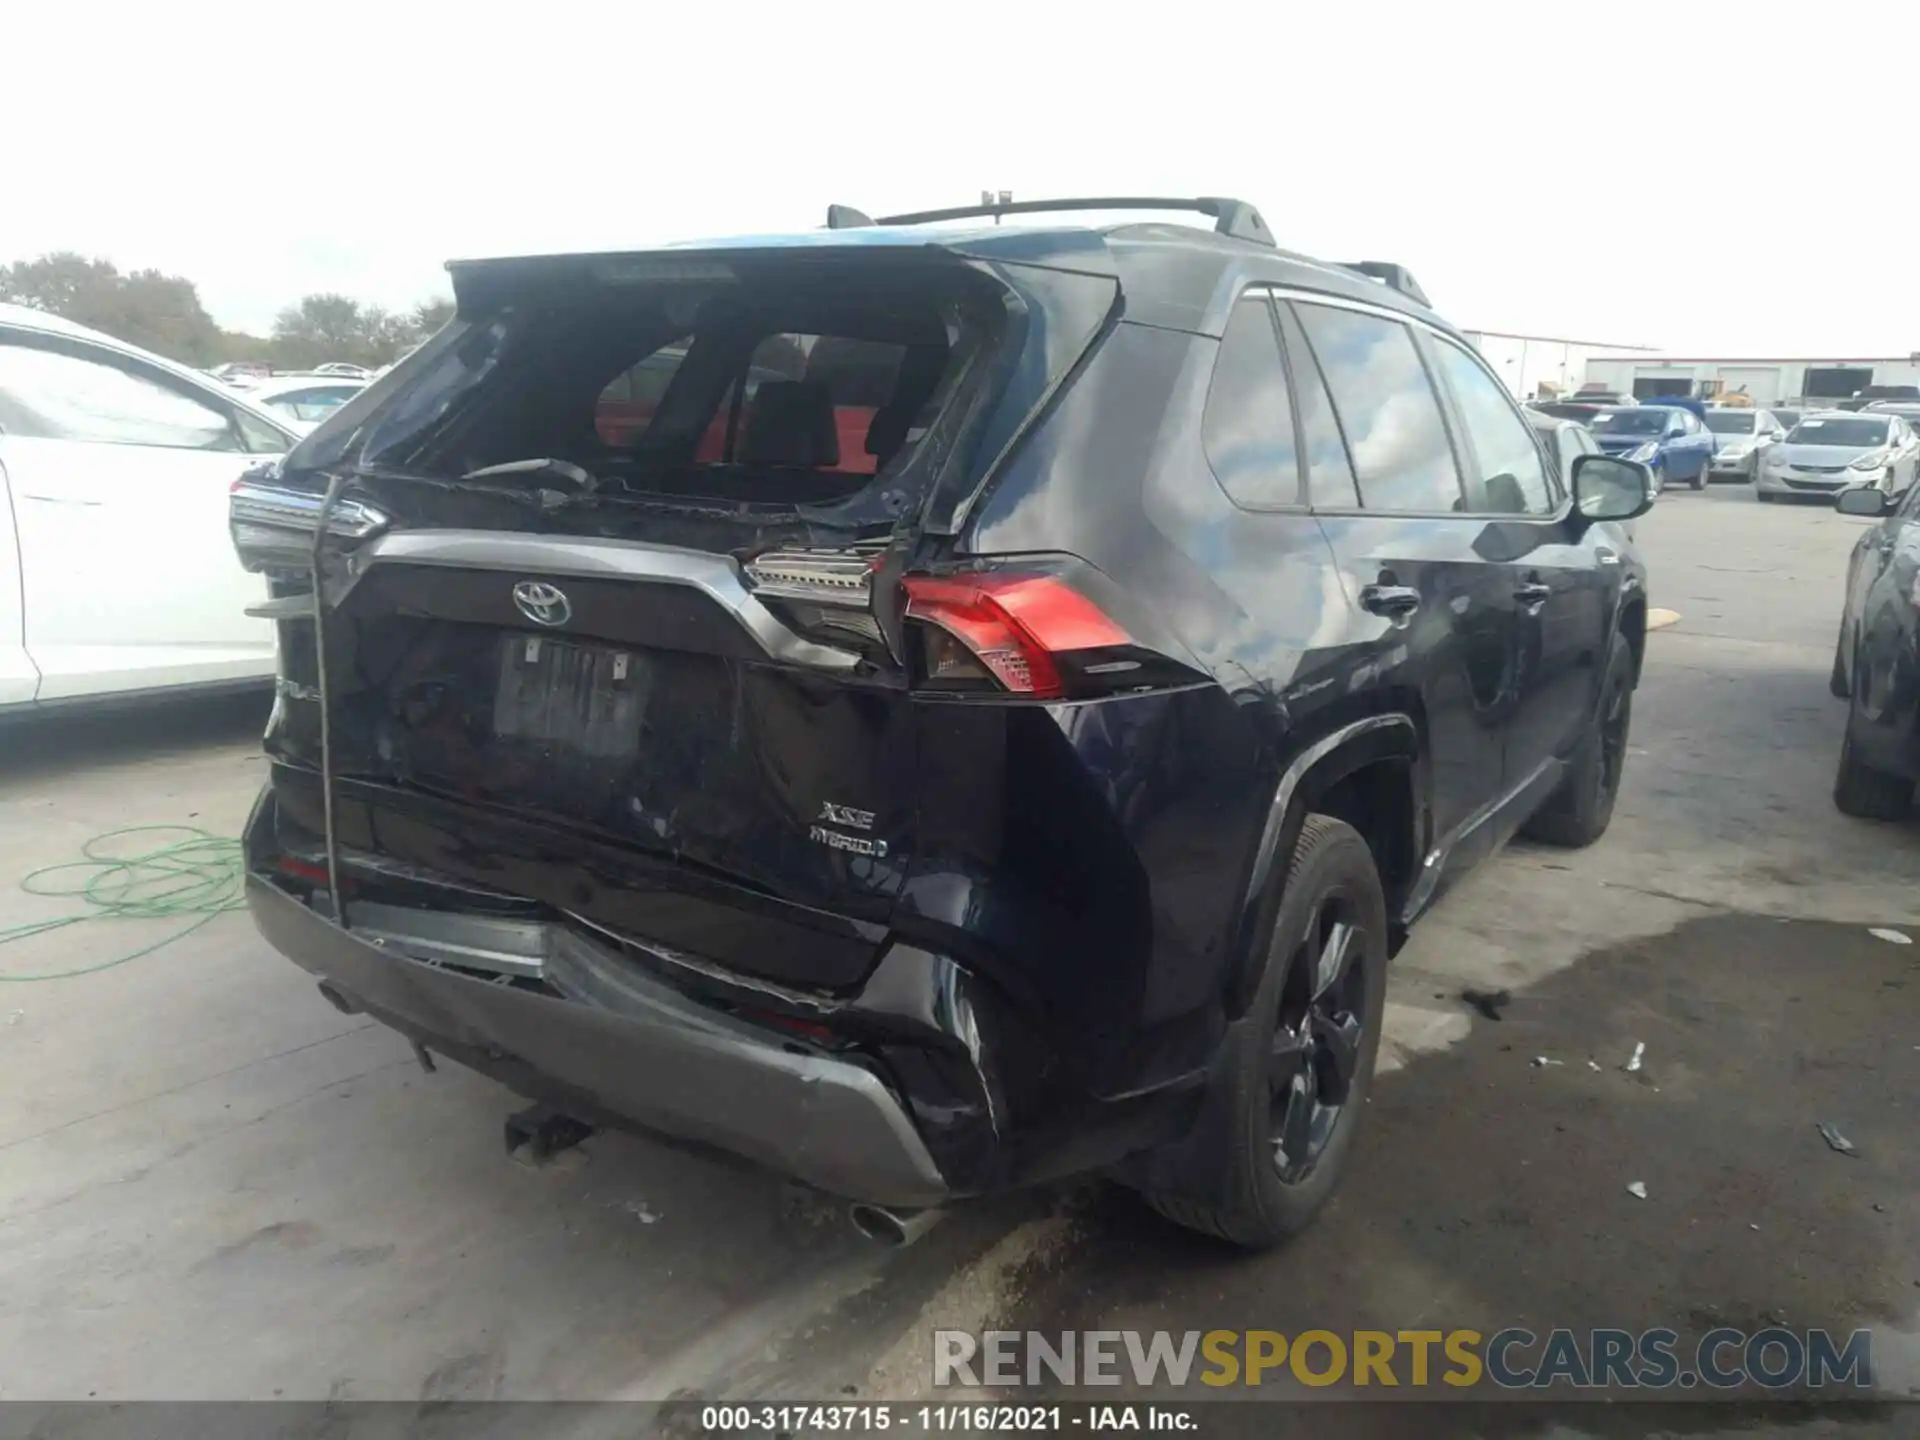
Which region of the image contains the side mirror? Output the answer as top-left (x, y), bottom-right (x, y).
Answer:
top-left (1836, 485), bottom-right (1893, 517)
top-left (1573, 454), bottom-right (1655, 523)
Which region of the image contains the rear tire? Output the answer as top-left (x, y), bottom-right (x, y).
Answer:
top-left (1523, 642), bottom-right (1634, 847)
top-left (1757, 489), bottom-right (1776, 503)
top-left (1834, 726), bottom-right (1912, 820)
top-left (1144, 815), bottom-right (1387, 1249)
top-left (1834, 665), bottom-right (1913, 820)
top-left (1690, 462), bottom-right (1708, 491)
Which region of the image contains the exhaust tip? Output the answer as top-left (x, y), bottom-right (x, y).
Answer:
top-left (849, 1203), bottom-right (942, 1248)
top-left (315, 981), bottom-right (361, 1016)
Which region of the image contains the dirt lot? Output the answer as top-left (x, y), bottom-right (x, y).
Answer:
top-left (1, 487), bottom-right (1915, 1431)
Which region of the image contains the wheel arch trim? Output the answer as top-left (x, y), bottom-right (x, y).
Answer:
top-left (1226, 713), bottom-right (1420, 1016)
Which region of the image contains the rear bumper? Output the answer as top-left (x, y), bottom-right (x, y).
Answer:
top-left (241, 671), bottom-right (1261, 1203)
top-left (245, 873), bottom-right (952, 1207)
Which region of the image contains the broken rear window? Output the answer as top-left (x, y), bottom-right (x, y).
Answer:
top-left (332, 262), bottom-right (1000, 511)
top-left (593, 332), bottom-right (914, 479)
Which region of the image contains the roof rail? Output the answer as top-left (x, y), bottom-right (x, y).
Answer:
top-left (1339, 261), bottom-right (1431, 309)
top-left (854, 196), bottom-right (1276, 248)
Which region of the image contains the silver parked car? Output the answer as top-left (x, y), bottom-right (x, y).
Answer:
top-left (1703, 407), bottom-right (1786, 481)
top-left (1755, 411), bottom-right (1920, 502)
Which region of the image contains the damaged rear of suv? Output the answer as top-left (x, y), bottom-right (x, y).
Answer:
top-left (234, 197), bottom-right (1651, 1247)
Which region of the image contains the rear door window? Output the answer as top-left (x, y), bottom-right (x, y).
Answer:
top-left (1293, 303), bottom-right (1464, 513)
top-left (1201, 293), bottom-right (1301, 508)
top-left (1277, 306), bottom-right (1360, 509)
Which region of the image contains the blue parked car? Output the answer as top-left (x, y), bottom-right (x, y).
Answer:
top-left (1587, 404), bottom-right (1716, 490)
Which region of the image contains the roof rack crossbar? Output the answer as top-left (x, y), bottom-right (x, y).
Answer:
top-left (1338, 261), bottom-right (1431, 309)
top-left (864, 196), bottom-right (1276, 248)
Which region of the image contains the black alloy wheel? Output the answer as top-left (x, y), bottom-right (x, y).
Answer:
top-left (1269, 894), bottom-right (1369, 1185)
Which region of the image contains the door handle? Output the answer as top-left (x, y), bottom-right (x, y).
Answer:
top-left (1514, 581), bottom-right (1553, 606)
top-left (1359, 584), bottom-right (1421, 618)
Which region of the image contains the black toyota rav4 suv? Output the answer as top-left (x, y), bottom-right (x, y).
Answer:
top-left (231, 197), bottom-right (1653, 1248)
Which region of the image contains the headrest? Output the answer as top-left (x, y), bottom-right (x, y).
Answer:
top-left (864, 344), bottom-right (949, 465)
top-left (739, 381), bottom-right (839, 468)
top-left (865, 405), bottom-right (914, 464)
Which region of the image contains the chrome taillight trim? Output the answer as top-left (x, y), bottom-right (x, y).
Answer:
top-left (245, 594), bottom-right (319, 620)
top-left (744, 548), bottom-right (879, 609)
top-left (230, 482), bottom-right (391, 570)
top-left (230, 481), bottom-right (390, 537)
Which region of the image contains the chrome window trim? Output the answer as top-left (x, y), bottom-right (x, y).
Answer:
top-left (1262, 286), bottom-right (1579, 523)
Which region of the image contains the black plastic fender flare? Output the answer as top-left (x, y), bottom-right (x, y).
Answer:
top-left (1222, 713), bottom-right (1421, 1019)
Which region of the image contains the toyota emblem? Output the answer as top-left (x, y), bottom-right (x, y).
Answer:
top-left (512, 580), bottom-right (572, 628)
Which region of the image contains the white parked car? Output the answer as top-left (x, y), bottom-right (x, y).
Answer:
top-left (1756, 411), bottom-right (1920, 502)
top-left (0, 303), bottom-right (297, 709)
top-left (247, 373), bottom-right (369, 431)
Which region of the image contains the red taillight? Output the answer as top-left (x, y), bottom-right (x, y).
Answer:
top-left (739, 1007), bottom-right (839, 1046)
top-left (274, 855), bottom-right (359, 893)
top-left (901, 573), bottom-right (1129, 699)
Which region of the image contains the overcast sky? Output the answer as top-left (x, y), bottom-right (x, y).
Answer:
top-left (7, 2), bottom-right (1915, 356)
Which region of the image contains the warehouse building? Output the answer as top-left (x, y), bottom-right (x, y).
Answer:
top-left (1575, 354), bottom-right (1920, 409)
top-left (1461, 330), bottom-right (1655, 399)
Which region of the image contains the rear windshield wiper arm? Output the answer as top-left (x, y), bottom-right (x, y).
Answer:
top-left (460, 457), bottom-right (599, 496)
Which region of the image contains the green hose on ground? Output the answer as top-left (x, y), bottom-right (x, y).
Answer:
top-left (0, 825), bottom-right (245, 982)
